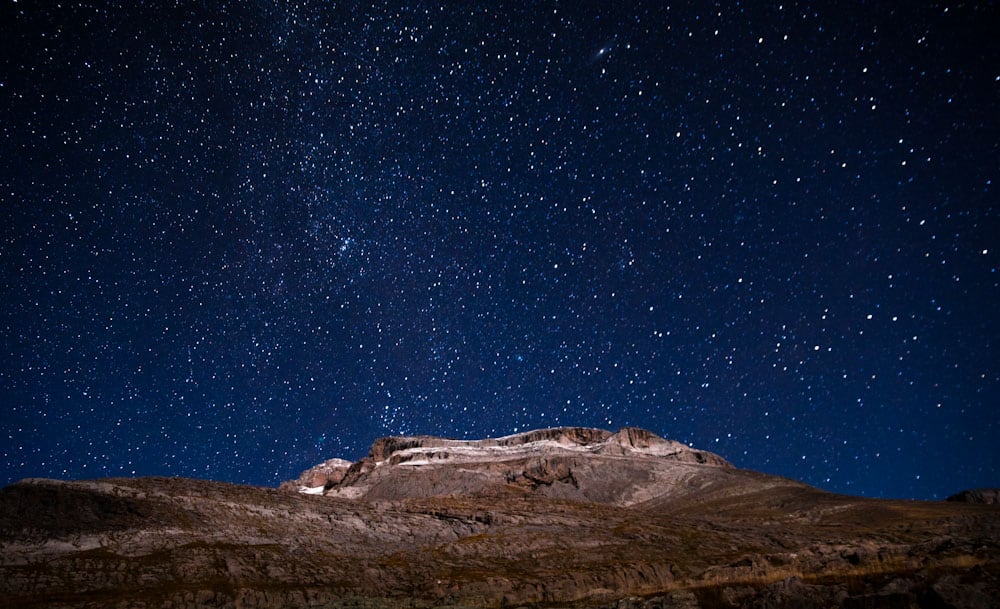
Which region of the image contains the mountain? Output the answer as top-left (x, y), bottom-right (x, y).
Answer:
top-left (1, 427), bottom-right (998, 608)
top-left (282, 427), bottom-right (735, 505)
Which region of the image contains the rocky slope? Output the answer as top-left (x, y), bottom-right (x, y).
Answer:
top-left (947, 488), bottom-right (1000, 505)
top-left (1, 427), bottom-right (998, 609)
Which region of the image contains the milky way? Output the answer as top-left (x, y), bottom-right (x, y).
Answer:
top-left (2, 2), bottom-right (997, 499)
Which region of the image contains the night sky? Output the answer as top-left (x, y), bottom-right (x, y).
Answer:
top-left (2, 2), bottom-right (997, 500)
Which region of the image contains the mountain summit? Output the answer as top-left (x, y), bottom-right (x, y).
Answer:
top-left (2, 427), bottom-right (998, 608)
top-left (282, 427), bottom-right (736, 504)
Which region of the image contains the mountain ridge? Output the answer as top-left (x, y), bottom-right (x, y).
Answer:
top-left (2, 427), bottom-right (998, 608)
top-left (282, 426), bottom-right (736, 504)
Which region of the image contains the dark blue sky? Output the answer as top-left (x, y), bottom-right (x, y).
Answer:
top-left (2, 1), bottom-right (997, 500)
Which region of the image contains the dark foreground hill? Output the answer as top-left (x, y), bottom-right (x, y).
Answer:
top-left (1, 427), bottom-right (998, 608)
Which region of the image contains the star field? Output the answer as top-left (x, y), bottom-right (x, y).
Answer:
top-left (2, 2), bottom-right (997, 499)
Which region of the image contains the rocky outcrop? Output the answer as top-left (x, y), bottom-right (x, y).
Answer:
top-left (277, 458), bottom-right (352, 493)
top-left (284, 427), bottom-right (734, 505)
top-left (2, 428), bottom-right (998, 609)
top-left (353, 427), bottom-right (732, 468)
top-left (948, 488), bottom-right (1000, 504)
top-left (505, 457), bottom-right (579, 489)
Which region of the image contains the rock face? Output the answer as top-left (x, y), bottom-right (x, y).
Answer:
top-left (289, 426), bottom-right (735, 505)
top-left (1, 427), bottom-right (999, 609)
top-left (277, 457), bottom-right (353, 493)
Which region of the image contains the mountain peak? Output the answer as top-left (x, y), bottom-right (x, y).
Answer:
top-left (285, 427), bottom-right (734, 504)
